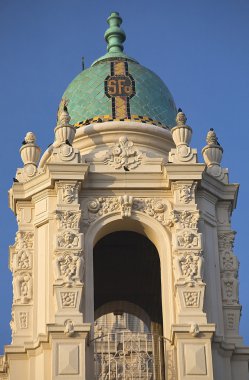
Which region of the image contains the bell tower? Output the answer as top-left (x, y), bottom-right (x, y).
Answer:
top-left (1, 11), bottom-right (249, 380)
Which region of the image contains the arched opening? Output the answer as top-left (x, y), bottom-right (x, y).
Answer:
top-left (94, 231), bottom-right (162, 329)
top-left (93, 230), bottom-right (166, 379)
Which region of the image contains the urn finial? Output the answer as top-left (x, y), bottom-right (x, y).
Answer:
top-left (20, 132), bottom-right (41, 166)
top-left (54, 105), bottom-right (76, 146)
top-left (171, 109), bottom-right (192, 147)
top-left (176, 109), bottom-right (187, 126)
top-left (206, 128), bottom-right (219, 146)
top-left (202, 128), bottom-right (223, 172)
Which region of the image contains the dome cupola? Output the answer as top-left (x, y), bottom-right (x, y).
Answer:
top-left (60, 12), bottom-right (177, 129)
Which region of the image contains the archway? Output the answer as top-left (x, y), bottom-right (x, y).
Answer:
top-left (93, 230), bottom-right (165, 379)
top-left (94, 231), bottom-right (162, 330)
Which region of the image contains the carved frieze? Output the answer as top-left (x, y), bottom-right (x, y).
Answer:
top-left (87, 197), bottom-right (120, 223)
top-left (133, 198), bottom-right (168, 224)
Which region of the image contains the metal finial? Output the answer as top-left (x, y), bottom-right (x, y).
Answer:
top-left (104, 12), bottom-right (126, 53)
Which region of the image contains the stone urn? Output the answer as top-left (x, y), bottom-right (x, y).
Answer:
top-left (54, 109), bottom-right (76, 145)
top-left (171, 110), bottom-right (192, 147)
top-left (20, 132), bottom-right (41, 166)
top-left (202, 129), bottom-right (223, 167)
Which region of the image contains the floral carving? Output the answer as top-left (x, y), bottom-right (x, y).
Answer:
top-left (56, 210), bottom-right (81, 229)
top-left (104, 136), bottom-right (143, 170)
top-left (133, 198), bottom-right (167, 224)
top-left (183, 291), bottom-right (200, 307)
top-left (177, 231), bottom-right (199, 249)
top-left (57, 231), bottom-right (79, 248)
top-left (54, 252), bottom-right (84, 283)
top-left (87, 197), bottom-right (120, 223)
top-left (61, 292), bottom-right (77, 307)
top-left (120, 195), bottom-right (133, 218)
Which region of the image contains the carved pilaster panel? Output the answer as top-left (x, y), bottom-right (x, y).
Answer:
top-left (56, 182), bottom-right (80, 206)
top-left (53, 251), bottom-right (84, 285)
top-left (218, 230), bottom-right (241, 340)
top-left (172, 182), bottom-right (197, 207)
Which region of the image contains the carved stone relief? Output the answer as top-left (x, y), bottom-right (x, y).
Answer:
top-left (64, 319), bottom-right (75, 336)
top-left (12, 250), bottom-right (32, 272)
top-left (103, 136), bottom-right (144, 170)
top-left (172, 182), bottom-right (197, 205)
top-left (221, 273), bottom-right (239, 304)
top-left (56, 183), bottom-right (79, 204)
top-left (60, 292), bottom-right (77, 308)
top-left (57, 231), bottom-right (80, 249)
top-left (166, 210), bottom-right (199, 229)
top-left (86, 196), bottom-right (169, 225)
top-left (119, 195), bottom-right (133, 218)
top-left (10, 312), bottom-right (16, 335)
top-left (176, 231), bottom-right (200, 249)
top-left (87, 197), bottom-right (120, 223)
top-left (183, 291), bottom-right (200, 307)
top-left (13, 273), bottom-right (32, 304)
top-left (56, 210), bottom-right (81, 230)
top-left (54, 252), bottom-right (84, 284)
top-left (14, 231), bottom-right (34, 250)
top-left (173, 251), bottom-right (203, 284)
top-left (133, 198), bottom-right (168, 224)
top-left (19, 312), bottom-right (28, 329)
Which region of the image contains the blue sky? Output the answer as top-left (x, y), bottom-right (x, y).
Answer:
top-left (0, 0), bottom-right (249, 352)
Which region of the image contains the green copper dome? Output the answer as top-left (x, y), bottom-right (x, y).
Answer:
top-left (61, 12), bottom-right (177, 128)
